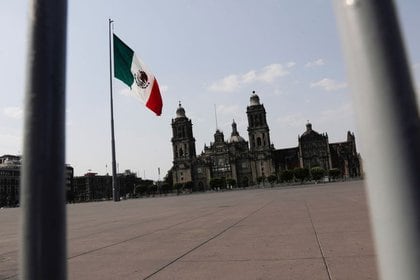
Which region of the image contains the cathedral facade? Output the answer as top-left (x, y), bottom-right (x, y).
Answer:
top-left (171, 92), bottom-right (361, 189)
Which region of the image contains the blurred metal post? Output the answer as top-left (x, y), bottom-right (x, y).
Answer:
top-left (334, 1), bottom-right (420, 279)
top-left (21, 0), bottom-right (67, 279)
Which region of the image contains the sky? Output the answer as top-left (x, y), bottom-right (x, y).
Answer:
top-left (0, 0), bottom-right (419, 180)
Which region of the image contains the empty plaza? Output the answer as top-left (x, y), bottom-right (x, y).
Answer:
top-left (1, 180), bottom-right (377, 279)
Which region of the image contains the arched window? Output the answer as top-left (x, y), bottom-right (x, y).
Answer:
top-left (179, 147), bottom-right (184, 157)
top-left (257, 137), bottom-right (262, 146)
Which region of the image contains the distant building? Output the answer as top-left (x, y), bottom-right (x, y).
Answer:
top-left (73, 173), bottom-right (112, 202)
top-left (72, 170), bottom-right (149, 202)
top-left (0, 155), bottom-right (21, 207)
top-left (170, 92), bottom-right (361, 189)
top-left (0, 154), bottom-right (74, 206)
top-left (65, 165), bottom-right (74, 202)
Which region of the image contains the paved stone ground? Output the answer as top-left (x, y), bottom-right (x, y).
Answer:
top-left (0, 180), bottom-right (378, 280)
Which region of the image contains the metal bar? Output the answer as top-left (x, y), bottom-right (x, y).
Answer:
top-left (333, 1), bottom-right (420, 279)
top-left (21, 0), bottom-right (67, 279)
top-left (108, 19), bottom-right (119, 202)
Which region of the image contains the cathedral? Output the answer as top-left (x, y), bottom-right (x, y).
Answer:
top-left (171, 91), bottom-right (361, 189)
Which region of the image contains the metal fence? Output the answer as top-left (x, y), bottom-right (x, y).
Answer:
top-left (20, 0), bottom-right (419, 279)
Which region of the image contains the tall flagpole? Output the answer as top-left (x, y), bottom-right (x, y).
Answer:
top-left (108, 18), bottom-right (119, 202)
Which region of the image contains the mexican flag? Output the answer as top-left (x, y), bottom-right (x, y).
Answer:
top-left (113, 34), bottom-right (163, 116)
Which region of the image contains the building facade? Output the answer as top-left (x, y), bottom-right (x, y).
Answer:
top-left (0, 155), bottom-right (21, 207)
top-left (72, 170), bottom-right (152, 202)
top-left (0, 155), bottom-right (74, 206)
top-left (171, 92), bottom-right (361, 189)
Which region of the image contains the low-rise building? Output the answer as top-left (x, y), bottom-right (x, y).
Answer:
top-left (0, 154), bottom-right (74, 206)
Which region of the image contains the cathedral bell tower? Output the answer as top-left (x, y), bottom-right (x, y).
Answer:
top-left (171, 102), bottom-right (196, 185)
top-left (246, 91), bottom-right (274, 181)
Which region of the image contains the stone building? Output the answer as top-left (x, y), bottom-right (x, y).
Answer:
top-left (0, 154), bottom-right (74, 206)
top-left (171, 103), bottom-right (197, 186)
top-left (170, 92), bottom-right (361, 189)
top-left (73, 172), bottom-right (112, 202)
top-left (72, 170), bottom-right (151, 202)
top-left (0, 155), bottom-right (21, 207)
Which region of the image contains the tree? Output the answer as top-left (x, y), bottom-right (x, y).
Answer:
top-left (149, 184), bottom-right (158, 196)
top-left (0, 190), bottom-right (7, 207)
top-left (226, 178), bottom-right (236, 189)
top-left (161, 183), bottom-right (172, 194)
top-left (220, 177), bottom-right (227, 189)
top-left (311, 167), bottom-right (325, 181)
top-left (267, 174), bottom-right (277, 187)
top-left (184, 181), bottom-right (194, 192)
top-left (174, 183), bottom-right (183, 195)
top-left (241, 177), bottom-right (249, 188)
top-left (134, 184), bottom-right (148, 197)
top-left (256, 176), bottom-right (265, 187)
top-left (163, 169), bottom-right (173, 188)
top-left (209, 178), bottom-right (224, 190)
top-left (280, 170), bottom-right (294, 183)
top-left (328, 168), bottom-right (341, 180)
top-left (293, 167), bottom-right (310, 183)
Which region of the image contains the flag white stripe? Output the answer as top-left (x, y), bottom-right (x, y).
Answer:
top-left (130, 54), bottom-right (156, 104)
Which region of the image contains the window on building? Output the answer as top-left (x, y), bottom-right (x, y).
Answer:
top-left (257, 137), bottom-right (262, 147)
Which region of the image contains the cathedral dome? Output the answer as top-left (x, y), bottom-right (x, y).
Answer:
top-left (176, 102), bottom-right (186, 118)
top-left (250, 91), bottom-right (260, 106)
top-left (229, 119), bottom-right (246, 143)
top-left (229, 135), bottom-right (246, 143)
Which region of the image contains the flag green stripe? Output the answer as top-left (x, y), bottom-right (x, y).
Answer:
top-left (113, 34), bottom-right (134, 87)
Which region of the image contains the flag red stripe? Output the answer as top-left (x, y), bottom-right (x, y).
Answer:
top-left (146, 79), bottom-right (163, 116)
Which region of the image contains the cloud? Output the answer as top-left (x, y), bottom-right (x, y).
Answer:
top-left (276, 103), bottom-right (355, 138)
top-left (276, 113), bottom-right (307, 128)
top-left (0, 133), bottom-right (22, 153)
top-left (286, 62), bottom-right (296, 68)
top-left (216, 104), bottom-right (241, 116)
top-left (318, 103), bottom-right (354, 122)
top-left (273, 88), bottom-right (285, 96)
top-left (208, 75), bottom-right (240, 92)
top-left (305, 58), bottom-right (325, 68)
top-left (258, 64), bottom-right (289, 83)
top-left (3, 106), bottom-right (23, 119)
top-left (208, 63), bottom-right (291, 93)
top-left (242, 71), bottom-right (257, 84)
top-left (310, 78), bottom-right (347, 91)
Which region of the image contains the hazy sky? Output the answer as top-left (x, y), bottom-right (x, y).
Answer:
top-left (1, 0), bottom-right (419, 180)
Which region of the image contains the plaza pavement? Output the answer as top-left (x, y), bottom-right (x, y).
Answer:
top-left (0, 180), bottom-right (378, 279)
